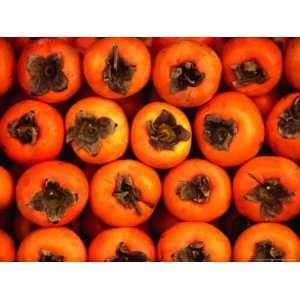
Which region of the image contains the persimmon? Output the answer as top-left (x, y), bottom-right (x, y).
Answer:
top-left (65, 97), bottom-right (129, 165)
top-left (266, 92), bottom-right (300, 161)
top-left (12, 212), bottom-right (36, 243)
top-left (252, 89), bottom-right (279, 119)
top-left (0, 38), bottom-right (15, 96)
top-left (194, 92), bottom-right (265, 167)
top-left (90, 159), bottom-right (161, 227)
top-left (17, 38), bottom-right (82, 103)
top-left (83, 37), bottom-right (151, 99)
top-left (131, 102), bottom-right (192, 169)
top-left (157, 222), bottom-right (231, 262)
top-left (0, 166), bottom-right (14, 211)
top-left (88, 227), bottom-right (156, 262)
top-left (152, 40), bottom-right (222, 107)
top-left (17, 227), bottom-right (87, 262)
top-left (233, 156), bottom-right (300, 222)
top-left (16, 160), bottom-right (89, 227)
top-left (221, 38), bottom-right (282, 96)
top-left (163, 159), bottom-right (231, 222)
top-left (0, 229), bottom-right (16, 262)
top-left (233, 223), bottom-right (300, 262)
top-left (0, 100), bottom-right (64, 165)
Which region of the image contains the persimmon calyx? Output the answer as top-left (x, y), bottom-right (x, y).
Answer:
top-left (147, 109), bottom-right (191, 151)
top-left (278, 96), bottom-right (300, 139)
top-left (113, 174), bottom-right (154, 216)
top-left (176, 175), bottom-right (210, 203)
top-left (27, 53), bottom-right (68, 96)
top-left (251, 240), bottom-right (284, 262)
top-left (231, 59), bottom-right (269, 88)
top-left (28, 179), bottom-right (78, 224)
top-left (245, 173), bottom-right (294, 220)
top-left (203, 114), bottom-right (237, 151)
top-left (170, 61), bottom-right (205, 94)
top-left (8, 111), bottom-right (39, 144)
top-left (171, 242), bottom-right (209, 262)
top-left (106, 242), bottom-right (149, 262)
top-left (103, 45), bottom-right (136, 95)
top-left (39, 250), bottom-right (64, 262)
top-left (66, 110), bottom-right (117, 156)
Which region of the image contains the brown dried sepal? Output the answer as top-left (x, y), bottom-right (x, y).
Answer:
top-left (171, 242), bottom-right (209, 262)
top-left (251, 240), bottom-right (284, 262)
top-left (38, 250), bottom-right (64, 262)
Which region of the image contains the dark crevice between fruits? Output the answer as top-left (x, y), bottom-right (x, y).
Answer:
top-left (172, 242), bottom-right (209, 262)
top-left (8, 111), bottom-right (39, 144)
top-left (103, 45), bottom-right (136, 95)
top-left (176, 175), bottom-right (210, 204)
top-left (38, 250), bottom-right (64, 262)
top-left (106, 242), bottom-right (149, 262)
top-left (203, 114), bottom-right (237, 151)
top-left (278, 96), bottom-right (300, 139)
top-left (27, 53), bottom-right (68, 96)
top-left (147, 110), bottom-right (191, 150)
top-left (170, 61), bottom-right (205, 94)
top-left (245, 173), bottom-right (294, 220)
top-left (66, 110), bottom-right (117, 156)
top-left (231, 59), bottom-right (269, 88)
top-left (251, 240), bottom-right (284, 262)
top-left (28, 179), bottom-right (78, 224)
top-left (113, 174), bottom-right (154, 216)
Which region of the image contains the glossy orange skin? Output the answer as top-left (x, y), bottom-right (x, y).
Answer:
top-left (233, 223), bottom-right (300, 262)
top-left (75, 37), bottom-right (98, 54)
top-left (16, 160), bottom-right (89, 227)
top-left (163, 159), bottom-right (231, 222)
top-left (65, 97), bottom-right (129, 164)
top-left (0, 229), bottom-right (16, 262)
top-left (12, 213), bottom-right (36, 243)
top-left (222, 38), bottom-right (282, 96)
top-left (252, 89), bottom-right (279, 119)
top-left (266, 92), bottom-right (300, 161)
top-left (0, 38), bottom-right (15, 96)
top-left (0, 166), bottom-right (14, 211)
top-left (17, 227), bottom-right (87, 262)
top-left (233, 156), bottom-right (300, 222)
top-left (17, 38), bottom-right (82, 103)
top-left (194, 92), bottom-right (265, 167)
top-left (83, 37), bottom-right (151, 99)
top-left (157, 222), bottom-right (231, 262)
top-left (131, 102), bottom-right (192, 169)
top-left (152, 41), bottom-right (222, 107)
top-left (90, 159), bottom-right (161, 227)
top-left (0, 100), bottom-right (64, 165)
top-left (88, 227), bottom-right (156, 262)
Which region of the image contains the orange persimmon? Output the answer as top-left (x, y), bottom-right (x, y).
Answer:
top-left (88, 227), bottom-right (156, 262)
top-left (233, 156), bottom-right (300, 222)
top-left (0, 229), bottom-right (16, 262)
top-left (90, 159), bottom-right (161, 227)
top-left (157, 222), bottom-right (231, 262)
top-left (194, 92), bottom-right (265, 167)
top-left (16, 160), bottom-right (89, 227)
top-left (152, 40), bottom-right (222, 107)
top-left (131, 102), bottom-right (192, 169)
top-left (0, 166), bottom-right (14, 211)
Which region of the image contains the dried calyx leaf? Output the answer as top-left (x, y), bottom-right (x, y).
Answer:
top-left (278, 96), bottom-right (300, 139)
top-left (103, 45), bottom-right (136, 95)
top-left (27, 53), bottom-right (68, 96)
top-left (28, 179), bottom-right (78, 224)
top-left (66, 110), bottom-right (117, 156)
top-left (172, 242), bottom-right (209, 262)
top-left (231, 59), bottom-right (269, 88)
top-left (251, 240), bottom-right (284, 262)
top-left (38, 250), bottom-right (64, 262)
top-left (245, 173), bottom-right (294, 220)
top-left (170, 61), bottom-right (205, 94)
top-left (106, 242), bottom-right (149, 262)
top-left (176, 175), bottom-right (210, 203)
top-left (203, 114), bottom-right (237, 151)
top-left (8, 111), bottom-right (39, 144)
top-left (147, 110), bottom-right (191, 151)
top-left (113, 174), bottom-right (154, 216)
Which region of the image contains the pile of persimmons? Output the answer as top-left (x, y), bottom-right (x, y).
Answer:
top-left (1, 37), bottom-right (300, 262)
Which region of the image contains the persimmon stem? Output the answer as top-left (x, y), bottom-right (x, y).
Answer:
top-left (251, 240), bottom-right (284, 262)
top-left (172, 242), bottom-right (209, 262)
